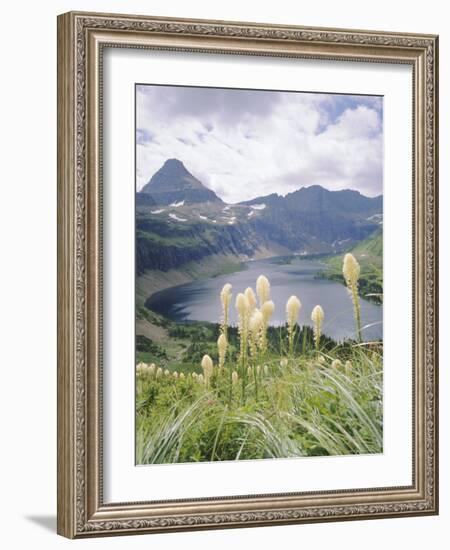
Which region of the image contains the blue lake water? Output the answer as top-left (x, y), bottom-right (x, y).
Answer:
top-left (146, 257), bottom-right (383, 342)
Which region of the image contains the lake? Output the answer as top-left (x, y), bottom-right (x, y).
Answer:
top-left (146, 257), bottom-right (383, 341)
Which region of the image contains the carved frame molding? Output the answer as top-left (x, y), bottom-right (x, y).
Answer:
top-left (57, 11), bottom-right (438, 538)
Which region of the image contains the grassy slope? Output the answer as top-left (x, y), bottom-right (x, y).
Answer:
top-left (136, 344), bottom-right (383, 463)
top-left (319, 228), bottom-right (383, 303)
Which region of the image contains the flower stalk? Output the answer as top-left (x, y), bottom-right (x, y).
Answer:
top-left (236, 292), bottom-right (250, 403)
top-left (261, 300), bottom-right (274, 356)
top-left (220, 283), bottom-right (232, 342)
top-left (343, 253), bottom-right (362, 342)
top-left (286, 295), bottom-right (301, 357)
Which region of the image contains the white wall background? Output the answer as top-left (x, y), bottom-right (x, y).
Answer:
top-left (0, 0), bottom-right (447, 548)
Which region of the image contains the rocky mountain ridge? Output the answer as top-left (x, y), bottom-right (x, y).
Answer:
top-left (137, 159), bottom-right (382, 274)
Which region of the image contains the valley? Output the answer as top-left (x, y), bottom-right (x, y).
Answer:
top-left (135, 159), bottom-right (384, 464)
top-left (136, 158), bottom-right (383, 351)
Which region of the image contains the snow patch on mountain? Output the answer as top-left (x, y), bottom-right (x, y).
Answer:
top-left (169, 213), bottom-right (187, 222)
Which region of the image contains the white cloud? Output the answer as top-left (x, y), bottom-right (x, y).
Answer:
top-left (136, 86), bottom-right (383, 203)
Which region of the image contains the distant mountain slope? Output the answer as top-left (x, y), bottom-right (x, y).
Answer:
top-left (141, 158), bottom-right (223, 205)
top-left (136, 193), bottom-right (157, 207)
top-left (241, 185), bottom-right (382, 250)
top-left (243, 185), bottom-right (382, 216)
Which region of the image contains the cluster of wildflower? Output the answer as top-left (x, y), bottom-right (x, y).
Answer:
top-left (136, 362), bottom-right (192, 381)
top-left (138, 253), bottom-right (363, 393)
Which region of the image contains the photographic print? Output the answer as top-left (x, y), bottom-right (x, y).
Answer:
top-left (135, 84), bottom-right (383, 465)
top-left (58, 13), bottom-right (438, 537)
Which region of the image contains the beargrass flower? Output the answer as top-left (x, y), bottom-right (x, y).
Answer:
top-left (343, 252), bottom-right (360, 285)
top-left (220, 283), bottom-right (232, 340)
top-left (217, 333), bottom-right (227, 368)
top-left (136, 362), bottom-right (146, 374)
top-left (232, 371), bottom-right (238, 385)
top-left (262, 301), bottom-right (274, 325)
top-left (311, 305), bottom-right (324, 350)
top-left (256, 275), bottom-right (270, 307)
top-left (250, 309), bottom-right (263, 333)
top-left (286, 295), bottom-right (301, 326)
top-left (236, 292), bottom-right (249, 318)
top-left (220, 283), bottom-right (232, 310)
top-left (345, 360), bottom-right (352, 376)
top-left (245, 287), bottom-right (257, 313)
top-left (343, 253), bottom-right (362, 342)
top-left (262, 300), bottom-right (274, 321)
top-left (201, 354), bottom-right (214, 385)
top-left (236, 292), bottom-right (250, 370)
top-left (249, 309), bottom-right (263, 359)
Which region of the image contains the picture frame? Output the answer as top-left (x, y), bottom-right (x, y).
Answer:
top-left (57, 11), bottom-right (439, 538)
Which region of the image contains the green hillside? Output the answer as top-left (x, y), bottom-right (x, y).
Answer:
top-left (351, 227), bottom-right (383, 260)
top-left (319, 228), bottom-right (383, 303)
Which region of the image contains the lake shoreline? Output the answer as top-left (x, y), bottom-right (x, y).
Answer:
top-left (315, 269), bottom-right (383, 305)
top-left (136, 247), bottom-right (306, 307)
top-left (136, 253), bottom-right (246, 307)
top-left (144, 256), bottom-right (383, 342)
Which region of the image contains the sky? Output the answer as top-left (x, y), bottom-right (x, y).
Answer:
top-left (136, 84), bottom-right (383, 204)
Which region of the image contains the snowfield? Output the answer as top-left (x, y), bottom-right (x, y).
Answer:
top-left (169, 213), bottom-right (187, 222)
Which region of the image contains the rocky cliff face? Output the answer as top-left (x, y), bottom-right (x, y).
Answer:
top-left (136, 218), bottom-right (262, 274)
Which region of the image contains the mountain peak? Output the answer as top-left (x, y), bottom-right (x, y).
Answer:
top-left (140, 159), bottom-right (223, 205)
top-left (165, 158), bottom-right (183, 165)
top-left (162, 158), bottom-right (188, 170)
top-left (155, 158), bottom-right (192, 179)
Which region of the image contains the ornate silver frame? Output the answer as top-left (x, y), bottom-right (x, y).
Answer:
top-left (57, 11), bottom-right (439, 538)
